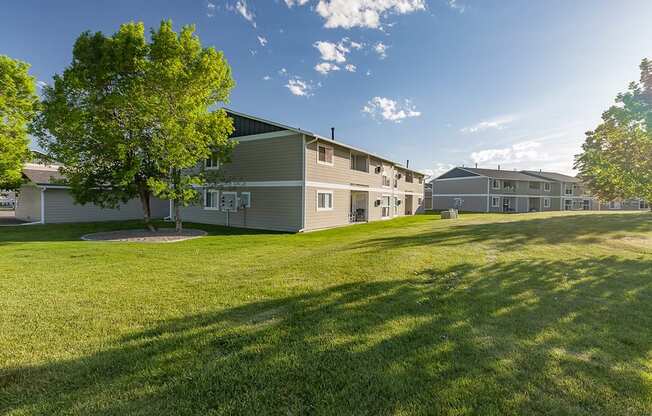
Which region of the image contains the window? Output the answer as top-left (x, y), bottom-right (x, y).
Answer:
top-left (393, 196), bottom-right (399, 215)
top-left (418, 177), bottom-right (423, 184)
top-left (503, 181), bottom-right (515, 192)
top-left (544, 183), bottom-right (551, 192)
top-left (529, 182), bottom-right (540, 190)
top-left (204, 189), bottom-right (219, 210)
top-left (491, 197), bottom-right (500, 208)
top-left (205, 154), bottom-right (220, 170)
top-left (492, 179), bottom-right (500, 189)
top-left (382, 172), bottom-right (391, 187)
top-left (239, 192), bottom-right (251, 208)
top-left (350, 153), bottom-right (369, 172)
top-left (381, 195), bottom-right (391, 217)
top-left (393, 173), bottom-right (399, 188)
top-left (543, 198), bottom-right (551, 208)
top-left (418, 197), bottom-right (423, 205)
top-left (405, 172), bottom-right (414, 183)
top-left (565, 184), bottom-right (574, 195)
top-left (317, 144), bottom-right (333, 165)
top-left (317, 190), bottom-right (333, 211)
top-left (641, 200), bottom-right (649, 209)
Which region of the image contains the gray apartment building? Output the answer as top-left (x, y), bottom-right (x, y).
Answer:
top-left (179, 110), bottom-right (426, 232)
top-left (431, 167), bottom-right (600, 213)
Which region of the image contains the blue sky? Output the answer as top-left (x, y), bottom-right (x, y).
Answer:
top-left (2, 0), bottom-right (652, 176)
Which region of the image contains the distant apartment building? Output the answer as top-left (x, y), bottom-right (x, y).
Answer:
top-left (431, 167), bottom-right (600, 213)
top-left (601, 198), bottom-right (649, 211)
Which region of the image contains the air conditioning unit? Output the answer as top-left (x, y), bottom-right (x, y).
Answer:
top-left (374, 199), bottom-right (381, 207)
top-left (397, 173), bottom-right (402, 179)
top-left (397, 200), bottom-right (402, 205)
top-left (374, 166), bottom-right (382, 174)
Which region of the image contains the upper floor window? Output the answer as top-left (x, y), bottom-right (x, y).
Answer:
top-left (382, 172), bottom-right (391, 187)
top-left (529, 182), bottom-right (540, 190)
top-left (317, 144), bottom-right (334, 166)
top-left (503, 180), bottom-right (515, 191)
top-left (565, 184), bottom-right (574, 195)
top-left (418, 177), bottom-right (423, 184)
top-left (492, 179), bottom-right (500, 189)
top-left (405, 172), bottom-right (414, 183)
top-left (205, 154), bottom-right (220, 170)
top-left (350, 153), bottom-right (368, 172)
top-left (544, 183), bottom-right (551, 192)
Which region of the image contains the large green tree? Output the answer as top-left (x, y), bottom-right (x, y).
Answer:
top-left (575, 59), bottom-right (652, 205)
top-left (34, 21), bottom-right (235, 231)
top-left (0, 55), bottom-right (38, 191)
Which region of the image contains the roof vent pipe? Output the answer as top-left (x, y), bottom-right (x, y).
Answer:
top-left (331, 127), bottom-right (335, 141)
top-left (498, 165), bottom-right (501, 170)
top-left (475, 163), bottom-right (478, 168)
top-left (406, 160), bottom-right (410, 168)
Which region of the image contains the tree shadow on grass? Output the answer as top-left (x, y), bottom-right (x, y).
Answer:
top-left (356, 213), bottom-right (652, 252)
top-left (0, 221), bottom-right (286, 245)
top-left (2, 256), bottom-right (651, 415)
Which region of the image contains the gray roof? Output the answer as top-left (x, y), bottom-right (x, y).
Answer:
top-left (225, 108), bottom-right (425, 177)
top-left (460, 167), bottom-right (550, 182)
top-left (23, 167), bottom-right (66, 185)
top-left (522, 170), bottom-right (580, 183)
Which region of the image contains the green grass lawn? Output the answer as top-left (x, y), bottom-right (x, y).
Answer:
top-left (1, 211), bottom-right (651, 415)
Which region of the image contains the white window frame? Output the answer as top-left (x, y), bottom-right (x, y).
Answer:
top-left (317, 144), bottom-right (334, 166)
top-left (220, 191), bottom-right (238, 212)
top-left (492, 179), bottom-right (500, 190)
top-left (543, 198), bottom-right (551, 208)
top-left (205, 154), bottom-right (220, 170)
top-left (382, 170), bottom-right (391, 188)
top-left (544, 182), bottom-right (551, 192)
top-left (239, 192), bottom-right (251, 208)
top-left (316, 190), bottom-right (334, 211)
top-left (381, 194), bottom-right (391, 218)
top-left (203, 189), bottom-right (220, 210)
top-left (491, 196), bottom-right (500, 208)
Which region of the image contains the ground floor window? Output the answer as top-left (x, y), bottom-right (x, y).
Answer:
top-left (491, 197), bottom-right (500, 207)
top-left (641, 200), bottom-right (649, 209)
top-left (393, 196), bottom-right (399, 215)
top-left (317, 190), bottom-right (333, 211)
top-left (381, 195), bottom-right (391, 217)
top-left (543, 198), bottom-right (551, 208)
top-left (239, 192), bottom-right (251, 208)
top-left (204, 189), bottom-right (219, 210)
top-left (564, 199), bottom-right (572, 210)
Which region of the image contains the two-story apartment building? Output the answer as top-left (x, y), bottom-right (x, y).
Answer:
top-left (179, 110), bottom-right (426, 232)
top-left (431, 167), bottom-right (599, 213)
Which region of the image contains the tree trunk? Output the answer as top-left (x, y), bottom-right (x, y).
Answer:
top-left (175, 200), bottom-right (182, 234)
top-left (138, 185), bottom-right (157, 232)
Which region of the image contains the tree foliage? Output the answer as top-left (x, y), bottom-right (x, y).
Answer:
top-left (33, 21), bottom-right (235, 230)
top-left (575, 59), bottom-right (652, 204)
top-left (0, 55), bottom-right (38, 191)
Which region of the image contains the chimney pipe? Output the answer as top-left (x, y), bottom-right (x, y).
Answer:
top-left (406, 160), bottom-right (410, 168)
top-left (475, 163), bottom-right (478, 168)
top-left (498, 165), bottom-right (501, 170)
top-left (331, 127), bottom-right (335, 141)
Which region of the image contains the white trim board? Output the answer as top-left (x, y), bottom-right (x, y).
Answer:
top-left (306, 181), bottom-right (423, 196)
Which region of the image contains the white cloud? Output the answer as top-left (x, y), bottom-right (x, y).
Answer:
top-left (263, 75), bottom-right (272, 81)
top-left (363, 97), bottom-right (421, 123)
top-left (206, 2), bottom-right (216, 17)
top-left (286, 77), bottom-right (315, 97)
top-left (314, 0), bottom-right (426, 29)
top-left (470, 141), bottom-right (549, 165)
top-left (229, 0), bottom-right (256, 27)
top-left (36, 80), bottom-right (47, 89)
top-left (366, 69), bottom-right (372, 76)
top-left (257, 35), bottom-right (268, 46)
top-left (313, 40), bottom-right (348, 63)
top-left (284, 0), bottom-right (309, 6)
top-left (460, 115), bottom-right (518, 133)
top-left (345, 64), bottom-right (357, 72)
top-left (315, 62), bottom-right (341, 75)
top-left (374, 42), bottom-right (388, 59)
top-left (278, 68), bottom-right (288, 76)
top-left (447, 0), bottom-right (466, 13)
top-left (426, 163), bottom-right (456, 179)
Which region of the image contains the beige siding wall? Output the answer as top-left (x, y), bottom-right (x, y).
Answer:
top-left (181, 186), bottom-right (302, 232)
top-left (222, 134), bottom-right (303, 182)
top-left (303, 138), bottom-right (424, 231)
top-left (41, 189), bottom-right (168, 224)
top-left (15, 185), bottom-right (41, 222)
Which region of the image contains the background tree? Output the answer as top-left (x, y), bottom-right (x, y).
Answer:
top-left (0, 55), bottom-right (38, 191)
top-left (575, 59), bottom-right (652, 205)
top-left (33, 21), bottom-right (235, 231)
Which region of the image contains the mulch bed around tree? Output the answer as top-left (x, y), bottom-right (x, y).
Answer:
top-left (81, 228), bottom-right (207, 243)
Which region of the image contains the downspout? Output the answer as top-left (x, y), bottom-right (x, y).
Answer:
top-left (300, 135), bottom-right (319, 232)
top-left (40, 187), bottom-right (46, 224)
top-left (486, 178), bottom-right (490, 213)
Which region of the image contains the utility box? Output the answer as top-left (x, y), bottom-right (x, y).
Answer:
top-left (441, 209), bottom-right (459, 220)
